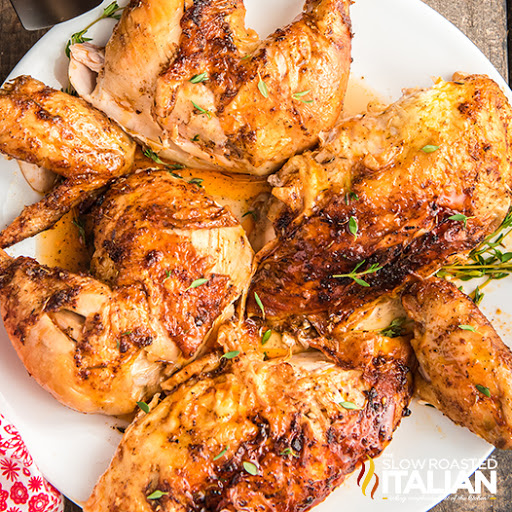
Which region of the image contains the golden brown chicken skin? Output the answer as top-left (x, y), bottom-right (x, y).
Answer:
top-left (70, 0), bottom-right (352, 175)
top-left (0, 170), bottom-right (253, 414)
top-left (249, 74), bottom-right (512, 332)
top-left (0, 76), bottom-right (136, 248)
top-left (402, 277), bottom-right (512, 449)
top-left (84, 321), bottom-right (414, 512)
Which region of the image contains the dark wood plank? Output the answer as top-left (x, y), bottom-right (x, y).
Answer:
top-left (422, 0), bottom-right (508, 80)
top-left (0, 0), bottom-right (48, 82)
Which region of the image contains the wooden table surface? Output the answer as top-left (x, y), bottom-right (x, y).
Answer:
top-left (0, 1), bottom-right (510, 511)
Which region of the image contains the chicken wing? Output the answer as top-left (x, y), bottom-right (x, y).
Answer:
top-left (0, 76), bottom-right (136, 247)
top-left (69, 0), bottom-right (352, 175)
top-left (249, 74), bottom-right (512, 334)
top-left (402, 277), bottom-right (512, 449)
top-left (84, 320), bottom-right (414, 512)
top-left (0, 170), bottom-right (253, 414)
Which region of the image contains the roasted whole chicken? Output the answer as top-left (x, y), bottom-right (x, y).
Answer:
top-left (85, 320), bottom-right (414, 512)
top-left (69, 0), bottom-right (352, 175)
top-left (0, 170), bottom-right (253, 414)
top-left (249, 74), bottom-right (512, 335)
top-left (0, 76), bottom-right (136, 248)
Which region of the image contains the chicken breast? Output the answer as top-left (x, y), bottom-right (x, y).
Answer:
top-left (69, 0), bottom-right (352, 175)
top-left (85, 320), bottom-right (413, 512)
top-left (0, 76), bottom-right (136, 248)
top-left (402, 277), bottom-right (512, 449)
top-left (0, 170), bottom-right (253, 414)
top-left (249, 74), bottom-right (512, 333)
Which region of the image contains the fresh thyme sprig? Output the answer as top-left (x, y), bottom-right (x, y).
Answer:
top-left (438, 206), bottom-right (512, 300)
top-left (65, 1), bottom-right (124, 58)
top-left (332, 260), bottom-right (382, 287)
top-left (142, 147), bottom-right (188, 179)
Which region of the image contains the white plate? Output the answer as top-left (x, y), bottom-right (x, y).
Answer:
top-left (0, 0), bottom-right (510, 510)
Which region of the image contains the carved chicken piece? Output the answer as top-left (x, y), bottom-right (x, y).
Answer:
top-left (402, 277), bottom-right (512, 449)
top-left (249, 74), bottom-right (512, 331)
top-left (0, 170), bottom-right (253, 414)
top-left (70, 0), bottom-right (352, 175)
top-left (0, 75), bottom-right (136, 248)
top-left (85, 321), bottom-right (413, 512)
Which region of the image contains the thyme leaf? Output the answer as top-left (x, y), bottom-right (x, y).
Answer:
top-left (243, 461), bottom-right (259, 476)
top-left (186, 278), bottom-right (209, 291)
top-left (257, 72), bottom-right (269, 98)
top-left (213, 447), bottom-right (228, 460)
top-left (261, 329), bottom-right (272, 345)
top-left (421, 145), bottom-right (439, 153)
top-left (476, 384), bottom-right (491, 397)
top-left (221, 351), bottom-right (240, 360)
top-left (136, 401), bottom-right (150, 414)
top-left (190, 72), bottom-right (208, 84)
top-left (254, 292), bottom-right (265, 317)
top-left (147, 490), bottom-right (168, 500)
top-left (348, 216), bottom-right (358, 238)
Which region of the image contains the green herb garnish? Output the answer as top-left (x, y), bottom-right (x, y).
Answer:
top-left (137, 401), bottom-right (150, 413)
top-left (380, 318), bottom-right (406, 338)
top-left (261, 329), bottom-right (272, 345)
top-left (459, 325), bottom-right (477, 333)
top-left (292, 90), bottom-right (313, 104)
top-left (421, 145), bottom-right (439, 153)
top-left (332, 260), bottom-right (382, 287)
top-left (254, 292), bottom-right (265, 317)
top-left (448, 213), bottom-right (471, 228)
top-left (280, 448), bottom-right (298, 457)
top-left (338, 401), bottom-right (360, 410)
top-left (191, 101), bottom-right (212, 119)
top-left (243, 461), bottom-right (259, 475)
top-left (186, 278), bottom-right (209, 291)
top-left (72, 218), bottom-right (86, 244)
top-left (473, 286), bottom-right (484, 306)
top-left (65, 2), bottom-right (123, 58)
top-left (221, 351), bottom-right (240, 360)
top-left (348, 216), bottom-right (358, 238)
top-left (190, 72), bottom-right (208, 84)
top-left (188, 177), bottom-right (204, 187)
top-left (147, 490), bottom-right (168, 500)
top-left (142, 147), bottom-right (184, 178)
top-left (257, 72), bottom-right (269, 98)
top-left (476, 384), bottom-right (491, 397)
top-left (213, 447), bottom-right (228, 460)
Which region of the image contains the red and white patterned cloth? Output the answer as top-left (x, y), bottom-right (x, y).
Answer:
top-left (0, 414), bottom-right (63, 512)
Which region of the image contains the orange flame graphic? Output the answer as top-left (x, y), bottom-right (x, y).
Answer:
top-left (357, 455), bottom-right (379, 499)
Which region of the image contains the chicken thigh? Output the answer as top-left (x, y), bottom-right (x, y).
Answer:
top-left (249, 74), bottom-right (512, 334)
top-left (0, 170), bottom-right (253, 414)
top-left (69, 0), bottom-right (352, 175)
top-left (85, 320), bottom-right (414, 512)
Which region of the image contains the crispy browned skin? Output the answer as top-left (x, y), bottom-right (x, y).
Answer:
top-left (85, 321), bottom-right (413, 512)
top-left (0, 171), bottom-right (253, 414)
top-left (71, 0), bottom-right (351, 175)
top-left (249, 75), bottom-right (512, 332)
top-left (0, 76), bottom-right (136, 247)
top-left (402, 277), bottom-right (512, 449)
